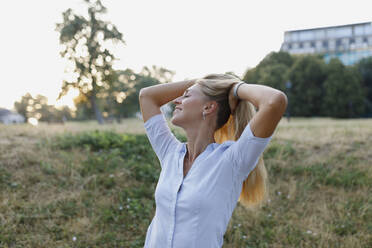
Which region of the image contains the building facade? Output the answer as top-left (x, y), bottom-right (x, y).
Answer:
top-left (280, 22), bottom-right (372, 65)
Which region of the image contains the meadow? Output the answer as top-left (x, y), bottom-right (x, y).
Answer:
top-left (0, 117), bottom-right (371, 247)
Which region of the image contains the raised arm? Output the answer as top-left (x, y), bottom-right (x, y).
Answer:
top-left (230, 83), bottom-right (288, 138)
top-left (139, 79), bottom-right (196, 122)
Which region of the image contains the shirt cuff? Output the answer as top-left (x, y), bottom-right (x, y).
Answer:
top-left (246, 123), bottom-right (273, 143)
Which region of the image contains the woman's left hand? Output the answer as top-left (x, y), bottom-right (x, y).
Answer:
top-left (228, 83), bottom-right (239, 115)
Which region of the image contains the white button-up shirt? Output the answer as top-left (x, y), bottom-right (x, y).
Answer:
top-left (143, 113), bottom-right (272, 248)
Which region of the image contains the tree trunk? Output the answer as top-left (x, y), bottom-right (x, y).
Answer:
top-left (90, 94), bottom-right (104, 124)
top-left (116, 114), bottom-right (122, 123)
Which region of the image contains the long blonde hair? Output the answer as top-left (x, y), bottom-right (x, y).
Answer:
top-left (197, 73), bottom-right (268, 208)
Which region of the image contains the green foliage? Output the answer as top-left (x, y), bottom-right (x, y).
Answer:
top-left (243, 52), bottom-right (371, 118)
top-left (14, 93), bottom-right (72, 122)
top-left (56, 0), bottom-right (125, 124)
top-left (54, 130), bottom-right (160, 183)
top-left (2, 120), bottom-right (372, 247)
top-left (264, 140), bottom-right (295, 159)
top-left (355, 57), bottom-right (372, 116)
top-left (40, 161), bottom-right (56, 175)
top-left (0, 167), bottom-right (11, 189)
top-left (48, 130), bottom-right (160, 246)
top-left (324, 168), bottom-right (369, 188)
top-left (103, 66), bottom-right (174, 119)
top-left (244, 51), bottom-right (294, 92)
top-left (72, 66), bottom-right (174, 121)
top-left (332, 219), bottom-right (358, 236)
top-left (288, 55), bottom-right (327, 116)
top-left (79, 149), bottom-right (124, 176)
top-left (322, 59), bottom-right (366, 118)
top-left (273, 163), bottom-right (370, 190)
top-left (57, 199), bottom-right (79, 218)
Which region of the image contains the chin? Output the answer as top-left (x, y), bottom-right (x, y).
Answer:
top-left (170, 115), bottom-right (181, 127)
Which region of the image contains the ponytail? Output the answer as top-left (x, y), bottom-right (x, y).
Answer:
top-left (199, 74), bottom-right (268, 208)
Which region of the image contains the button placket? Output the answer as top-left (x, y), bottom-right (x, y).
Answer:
top-left (168, 170), bottom-right (182, 247)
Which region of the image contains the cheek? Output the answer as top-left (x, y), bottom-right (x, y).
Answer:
top-left (184, 99), bottom-right (202, 113)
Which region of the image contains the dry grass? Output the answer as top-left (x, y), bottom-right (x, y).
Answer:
top-left (0, 117), bottom-right (371, 247)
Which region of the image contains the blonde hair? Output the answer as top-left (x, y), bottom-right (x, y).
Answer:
top-left (197, 73), bottom-right (268, 209)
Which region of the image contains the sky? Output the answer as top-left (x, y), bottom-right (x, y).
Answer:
top-left (1, 0), bottom-right (371, 110)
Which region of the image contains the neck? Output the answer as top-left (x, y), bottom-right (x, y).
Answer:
top-left (183, 122), bottom-right (216, 163)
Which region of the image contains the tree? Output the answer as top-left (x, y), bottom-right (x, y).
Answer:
top-left (73, 93), bottom-right (95, 120)
top-left (14, 93), bottom-right (33, 122)
top-left (56, 0), bottom-right (125, 124)
top-left (103, 66), bottom-right (175, 120)
top-left (287, 55), bottom-right (327, 116)
top-left (322, 59), bottom-right (366, 118)
top-left (256, 51), bottom-right (294, 68)
top-left (14, 93), bottom-right (73, 122)
top-left (356, 57), bottom-right (372, 116)
top-left (243, 51), bottom-right (294, 92)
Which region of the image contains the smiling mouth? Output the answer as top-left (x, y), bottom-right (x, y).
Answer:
top-left (173, 108), bottom-right (181, 115)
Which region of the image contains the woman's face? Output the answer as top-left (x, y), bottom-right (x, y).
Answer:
top-left (171, 84), bottom-right (208, 128)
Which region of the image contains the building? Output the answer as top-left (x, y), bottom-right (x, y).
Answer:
top-left (280, 22), bottom-right (372, 65)
top-left (0, 108), bottom-right (25, 124)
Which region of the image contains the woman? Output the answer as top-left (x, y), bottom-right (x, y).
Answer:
top-left (139, 73), bottom-right (287, 248)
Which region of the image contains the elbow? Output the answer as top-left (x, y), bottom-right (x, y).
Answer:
top-left (139, 87), bottom-right (159, 107)
top-left (139, 88), bottom-right (149, 101)
top-left (267, 91), bottom-right (288, 114)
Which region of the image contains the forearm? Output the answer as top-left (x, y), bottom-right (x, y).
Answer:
top-left (237, 83), bottom-right (287, 110)
top-left (139, 79), bottom-right (195, 106)
top-left (234, 83), bottom-right (287, 138)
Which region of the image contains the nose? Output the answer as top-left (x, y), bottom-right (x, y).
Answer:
top-left (172, 96), bottom-right (182, 105)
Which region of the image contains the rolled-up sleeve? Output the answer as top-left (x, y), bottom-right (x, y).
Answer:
top-left (144, 113), bottom-right (181, 168)
top-left (226, 122), bottom-right (273, 182)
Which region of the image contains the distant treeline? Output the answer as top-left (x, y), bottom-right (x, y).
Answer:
top-left (14, 66), bottom-right (173, 123)
top-left (243, 52), bottom-right (372, 118)
top-left (15, 53), bottom-right (372, 123)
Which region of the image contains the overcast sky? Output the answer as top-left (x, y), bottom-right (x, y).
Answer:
top-left (1, 0), bottom-right (371, 109)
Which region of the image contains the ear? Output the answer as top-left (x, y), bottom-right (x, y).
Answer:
top-left (203, 101), bottom-right (218, 114)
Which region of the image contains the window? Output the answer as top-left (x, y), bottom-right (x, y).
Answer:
top-left (316, 40), bottom-right (323, 49)
top-left (299, 31), bottom-right (314, 41)
top-left (323, 41), bottom-right (329, 49)
top-left (315, 29), bottom-right (325, 39)
top-left (354, 25), bottom-right (364, 36)
top-left (365, 24), bottom-right (372, 35)
top-left (327, 28), bottom-right (337, 38)
top-left (329, 40), bottom-right (336, 50)
top-left (335, 27), bottom-right (352, 38)
top-left (291, 32), bottom-right (299, 42)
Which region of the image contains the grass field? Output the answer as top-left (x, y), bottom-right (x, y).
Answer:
top-left (0, 117), bottom-right (371, 247)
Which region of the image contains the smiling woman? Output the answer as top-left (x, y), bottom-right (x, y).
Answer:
top-left (138, 73), bottom-right (287, 248)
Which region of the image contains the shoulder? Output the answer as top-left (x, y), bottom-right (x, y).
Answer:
top-left (211, 141), bottom-right (235, 153)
